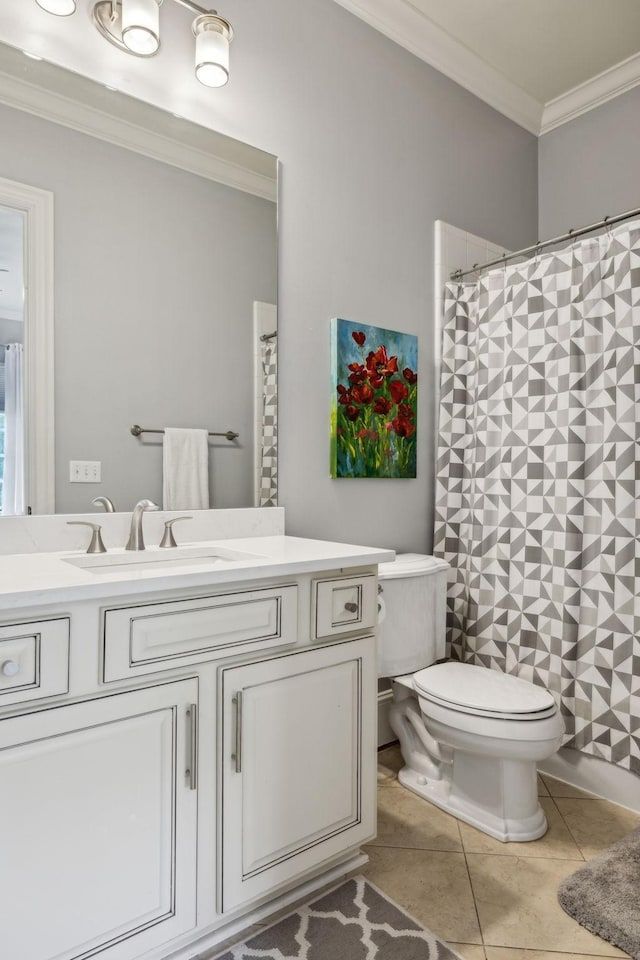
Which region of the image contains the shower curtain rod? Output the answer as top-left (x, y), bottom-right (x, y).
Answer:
top-left (450, 204), bottom-right (640, 281)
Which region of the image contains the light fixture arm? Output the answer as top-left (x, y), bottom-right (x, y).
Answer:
top-left (172, 0), bottom-right (215, 16)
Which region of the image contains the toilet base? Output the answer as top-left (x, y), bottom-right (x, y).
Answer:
top-left (397, 763), bottom-right (548, 843)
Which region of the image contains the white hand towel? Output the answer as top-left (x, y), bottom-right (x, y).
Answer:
top-left (163, 428), bottom-right (210, 510)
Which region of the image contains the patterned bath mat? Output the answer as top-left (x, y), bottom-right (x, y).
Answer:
top-left (558, 826), bottom-right (640, 959)
top-left (213, 876), bottom-right (462, 959)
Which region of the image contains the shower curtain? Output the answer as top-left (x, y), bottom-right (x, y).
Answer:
top-left (259, 336), bottom-right (278, 507)
top-left (434, 219), bottom-right (640, 774)
top-left (2, 343), bottom-right (25, 516)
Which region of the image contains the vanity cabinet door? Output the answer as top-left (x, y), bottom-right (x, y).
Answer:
top-left (219, 637), bottom-right (377, 912)
top-left (0, 679), bottom-right (198, 960)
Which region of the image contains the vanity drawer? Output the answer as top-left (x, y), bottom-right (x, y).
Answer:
top-left (103, 585), bottom-right (298, 681)
top-left (312, 574), bottom-right (377, 639)
top-left (0, 618), bottom-right (69, 707)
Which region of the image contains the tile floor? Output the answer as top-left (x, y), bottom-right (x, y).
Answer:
top-left (206, 743), bottom-right (639, 960)
top-left (366, 743), bottom-right (640, 960)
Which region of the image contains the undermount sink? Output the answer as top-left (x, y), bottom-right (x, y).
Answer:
top-left (64, 545), bottom-right (262, 575)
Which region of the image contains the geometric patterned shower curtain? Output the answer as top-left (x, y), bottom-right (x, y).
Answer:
top-left (433, 219), bottom-right (640, 773)
top-left (259, 336), bottom-right (278, 507)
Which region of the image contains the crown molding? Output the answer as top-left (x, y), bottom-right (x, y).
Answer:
top-left (332, 0), bottom-right (543, 135)
top-left (540, 51), bottom-right (640, 135)
top-left (334, 0), bottom-right (640, 137)
top-left (0, 70), bottom-right (277, 201)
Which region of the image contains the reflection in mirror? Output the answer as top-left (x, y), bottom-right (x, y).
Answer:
top-left (0, 206), bottom-right (25, 515)
top-left (0, 41), bottom-right (277, 515)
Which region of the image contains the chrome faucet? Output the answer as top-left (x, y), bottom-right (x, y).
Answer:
top-left (92, 496), bottom-right (116, 513)
top-left (125, 499), bottom-right (159, 551)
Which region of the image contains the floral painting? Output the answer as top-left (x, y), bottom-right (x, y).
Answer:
top-left (330, 318), bottom-right (417, 478)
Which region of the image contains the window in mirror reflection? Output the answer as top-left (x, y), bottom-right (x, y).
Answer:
top-left (0, 207), bottom-right (26, 515)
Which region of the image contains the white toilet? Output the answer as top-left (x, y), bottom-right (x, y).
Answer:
top-left (378, 554), bottom-right (564, 842)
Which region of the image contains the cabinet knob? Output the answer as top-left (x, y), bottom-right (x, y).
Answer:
top-left (2, 659), bottom-right (20, 677)
top-left (344, 601), bottom-right (359, 613)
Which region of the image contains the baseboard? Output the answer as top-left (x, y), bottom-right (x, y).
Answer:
top-left (539, 746), bottom-right (640, 814)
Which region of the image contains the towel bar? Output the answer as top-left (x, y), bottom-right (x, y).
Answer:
top-left (130, 424), bottom-right (239, 441)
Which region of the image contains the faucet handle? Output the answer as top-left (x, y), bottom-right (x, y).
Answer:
top-left (67, 521), bottom-right (107, 554)
top-left (159, 516), bottom-right (192, 548)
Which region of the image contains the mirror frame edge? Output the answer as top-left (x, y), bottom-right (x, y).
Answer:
top-left (0, 175), bottom-right (55, 515)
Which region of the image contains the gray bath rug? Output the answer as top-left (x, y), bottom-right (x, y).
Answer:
top-left (558, 826), bottom-right (640, 959)
top-left (213, 875), bottom-right (462, 959)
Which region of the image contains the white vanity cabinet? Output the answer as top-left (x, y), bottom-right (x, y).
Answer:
top-left (0, 678), bottom-right (198, 960)
top-left (0, 537), bottom-right (389, 960)
top-left (219, 635), bottom-right (377, 911)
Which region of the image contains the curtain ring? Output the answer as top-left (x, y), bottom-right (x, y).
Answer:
top-left (603, 215), bottom-right (613, 239)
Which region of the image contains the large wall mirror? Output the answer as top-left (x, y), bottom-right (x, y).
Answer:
top-left (0, 41), bottom-right (277, 515)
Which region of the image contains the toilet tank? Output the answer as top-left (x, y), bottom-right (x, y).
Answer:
top-left (377, 554), bottom-right (449, 678)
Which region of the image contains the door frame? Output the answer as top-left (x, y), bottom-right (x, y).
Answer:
top-left (0, 176), bottom-right (54, 515)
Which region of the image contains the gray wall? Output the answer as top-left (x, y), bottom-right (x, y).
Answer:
top-left (539, 85), bottom-right (640, 238)
top-left (1, 0), bottom-right (539, 545)
top-left (0, 102), bottom-right (277, 513)
top-left (221, 0), bottom-right (538, 552)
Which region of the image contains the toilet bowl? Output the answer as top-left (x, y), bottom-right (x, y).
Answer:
top-left (378, 555), bottom-right (564, 842)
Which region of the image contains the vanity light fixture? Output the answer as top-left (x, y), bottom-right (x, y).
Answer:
top-left (35, 0), bottom-right (233, 85)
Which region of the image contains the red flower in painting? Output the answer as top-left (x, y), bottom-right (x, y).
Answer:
top-left (352, 383), bottom-right (374, 405)
top-left (389, 379), bottom-right (409, 404)
top-left (337, 384), bottom-right (352, 405)
top-left (403, 367), bottom-right (417, 384)
top-left (391, 415), bottom-right (415, 438)
top-left (373, 396), bottom-right (393, 415)
top-left (398, 403), bottom-right (414, 420)
top-left (365, 346), bottom-right (398, 387)
top-left (345, 404), bottom-right (361, 422)
top-left (352, 331), bottom-right (366, 346)
top-left (348, 362), bottom-right (367, 384)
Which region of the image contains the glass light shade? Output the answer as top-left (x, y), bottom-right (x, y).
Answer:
top-left (193, 15), bottom-right (232, 88)
top-left (35, 0), bottom-right (77, 15)
top-left (122, 0), bottom-right (161, 56)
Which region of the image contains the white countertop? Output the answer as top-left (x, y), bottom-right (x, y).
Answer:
top-left (0, 536), bottom-right (395, 610)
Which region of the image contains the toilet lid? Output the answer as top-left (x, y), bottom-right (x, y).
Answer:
top-left (413, 662), bottom-right (557, 720)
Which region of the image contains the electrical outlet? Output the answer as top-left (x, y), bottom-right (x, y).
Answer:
top-left (69, 460), bottom-right (102, 483)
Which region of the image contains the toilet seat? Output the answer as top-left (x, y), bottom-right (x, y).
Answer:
top-left (413, 662), bottom-right (557, 721)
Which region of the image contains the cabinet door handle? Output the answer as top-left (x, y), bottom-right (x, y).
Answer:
top-left (344, 601), bottom-right (359, 613)
top-left (186, 704), bottom-right (198, 790)
top-left (232, 691), bottom-right (243, 774)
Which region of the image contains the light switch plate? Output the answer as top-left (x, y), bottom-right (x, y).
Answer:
top-left (69, 460), bottom-right (101, 483)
